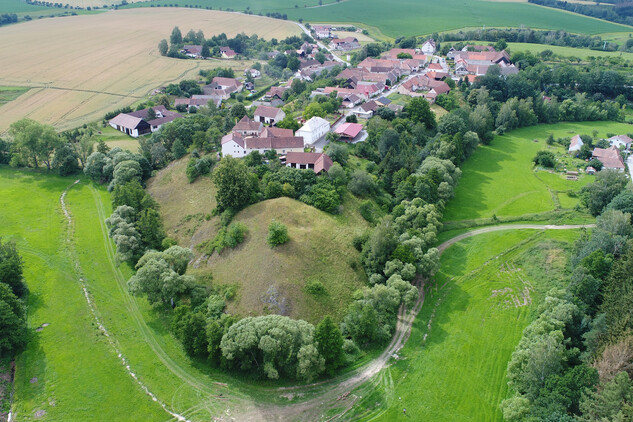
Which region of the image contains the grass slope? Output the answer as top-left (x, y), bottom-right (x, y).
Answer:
top-left (443, 121), bottom-right (633, 222)
top-left (508, 42), bottom-right (633, 60)
top-left (348, 229), bottom-right (581, 421)
top-left (0, 8), bottom-right (299, 133)
top-left (148, 158), bottom-right (369, 323)
top-left (203, 197), bottom-right (368, 323)
top-left (0, 167), bottom-right (166, 421)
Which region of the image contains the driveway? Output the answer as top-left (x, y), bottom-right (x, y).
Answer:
top-left (627, 153), bottom-right (633, 180)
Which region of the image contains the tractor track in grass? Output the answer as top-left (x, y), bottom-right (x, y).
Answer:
top-left (64, 179), bottom-right (597, 422)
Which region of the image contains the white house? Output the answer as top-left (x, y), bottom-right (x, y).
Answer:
top-left (421, 39), bottom-right (436, 55)
top-left (296, 116), bottom-right (330, 145)
top-left (607, 134), bottom-right (633, 150)
top-left (221, 133), bottom-right (247, 158)
top-left (569, 134), bottom-right (584, 154)
top-left (254, 105), bottom-right (286, 125)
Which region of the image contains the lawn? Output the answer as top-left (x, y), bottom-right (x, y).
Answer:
top-left (0, 167), bottom-right (166, 421)
top-left (0, 86), bottom-right (29, 106)
top-left (95, 125), bottom-right (140, 152)
top-left (443, 121), bottom-right (633, 222)
top-left (0, 8), bottom-right (298, 133)
top-left (347, 228), bottom-right (582, 421)
top-left (507, 42), bottom-right (633, 60)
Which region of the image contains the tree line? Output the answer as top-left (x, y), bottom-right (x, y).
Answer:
top-left (502, 171), bottom-right (633, 420)
top-left (0, 239), bottom-right (27, 359)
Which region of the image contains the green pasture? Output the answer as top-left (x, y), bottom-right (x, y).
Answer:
top-left (0, 86), bottom-right (29, 106)
top-left (95, 125), bottom-right (140, 152)
top-left (121, 0), bottom-right (631, 38)
top-left (507, 42), bottom-right (633, 60)
top-left (0, 167), bottom-right (166, 421)
top-left (348, 228), bottom-right (581, 421)
top-left (443, 121), bottom-right (633, 222)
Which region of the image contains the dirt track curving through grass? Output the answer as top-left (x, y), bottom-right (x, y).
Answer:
top-left (62, 185), bottom-right (597, 422)
top-left (436, 224), bottom-right (596, 254)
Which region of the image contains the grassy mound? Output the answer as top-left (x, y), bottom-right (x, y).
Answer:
top-left (148, 158), bottom-right (370, 324)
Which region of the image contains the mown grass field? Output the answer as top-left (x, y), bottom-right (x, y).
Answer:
top-left (0, 8), bottom-right (299, 133)
top-left (347, 228), bottom-right (581, 421)
top-left (443, 121), bottom-right (633, 222)
top-left (0, 167), bottom-right (166, 421)
top-left (148, 158), bottom-right (370, 323)
top-left (123, 0), bottom-right (631, 38)
top-left (507, 42), bottom-right (633, 60)
top-left (95, 126), bottom-right (141, 152)
top-left (0, 86), bottom-right (29, 106)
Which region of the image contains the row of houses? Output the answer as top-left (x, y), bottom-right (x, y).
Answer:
top-left (180, 45), bottom-right (237, 59)
top-left (569, 134), bottom-right (631, 172)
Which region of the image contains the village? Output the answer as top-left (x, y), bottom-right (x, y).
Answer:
top-left (108, 25), bottom-right (630, 178)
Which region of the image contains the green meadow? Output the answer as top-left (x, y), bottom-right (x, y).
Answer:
top-left (347, 228), bottom-right (581, 421)
top-left (0, 167), bottom-right (166, 421)
top-left (443, 121), bottom-right (633, 223)
top-left (122, 0), bottom-right (631, 39)
top-left (507, 42), bottom-right (633, 60)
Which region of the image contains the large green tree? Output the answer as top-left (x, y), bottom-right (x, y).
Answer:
top-left (315, 315), bottom-right (344, 375)
top-left (0, 283), bottom-right (26, 358)
top-left (8, 118), bottom-right (61, 169)
top-left (213, 156), bottom-right (256, 211)
top-left (0, 238), bottom-right (25, 296)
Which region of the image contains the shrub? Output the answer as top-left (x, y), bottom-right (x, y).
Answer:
top-left (225, 222), bottom-right (248, 248)
top-left (305, 279), bottom-right (326, 295)
top-left (348, 170), bottom-right (376, 197)
top-left (267, 221), bottom-right (289, 247)
top-left (533, 150), bottom-right (556, 168)
top-left (359, 200), bottom-right (375, 223)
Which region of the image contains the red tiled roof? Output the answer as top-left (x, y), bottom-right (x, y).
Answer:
top-left (335, 123), bottom-right (363, 138)
top-left (261, 127), bottom-right (293, 138)
top-left (285, 152), bottom-right (333, 173)
top-left (593, 146), bottom-right (625, 169)
top-left (245, 136), bottom-right (304, 150)
top-left (233, 115), bottom-right (262, 132)
top-left (254, 105), bottom-right (283, 119)
top-left (221, 132), bottom-right (244, 148)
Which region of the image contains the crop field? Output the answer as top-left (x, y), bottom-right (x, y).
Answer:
top-left (507, 42), bottom-right (633, 60)
top-left (0, 8), bottom-right (299, 133)
top-left (443, 121), bottom-right (633, 222)
top-left (347, 228), bottom-right (581, 421)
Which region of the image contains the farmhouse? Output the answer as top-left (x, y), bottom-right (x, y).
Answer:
top-left (353, 100), bottom-right (378, 119)
top-left (233, 115), bottom-right (263, 137)
top-left (174, 96), bottom-right (221, 110)
top-left (221, 132), bottom-right (247, 158)
top-left (220, 46), bottom-right (237, 59)
top-left (607, 134), bottom-right (633, 150)
top-left (313, 25), bottom-right (332, 39)
top-left (398, 75), bottom-right (451, 100)
top-left (109, 106), bottom-right (181, 138)
top-left (264, 85), bottom-right (289, 101)
top-left (421, 39), bottom-right (436, 55)
top-left (592, 146), bottom-right (626, 171)
top-left (334, 122), bottom-right (363, 142)
top-left (254, 105), bottom-right (286, 125)
top-left (296, 116), bottom-right (331, 145)
top-left (282, 152), bottom-right (333, 174)
top-left (203, 77), bottom-right (243, 99)
top-left (568, 134), bottom-right (584, 153)
top-left (181, 45), bottom-right (202, 58)
top-left (329, 37), bottom-right (360, 51)
top-left (244, 68), bottom-right (261, 78)
top-left (244, 136), bottom-right (304, 154)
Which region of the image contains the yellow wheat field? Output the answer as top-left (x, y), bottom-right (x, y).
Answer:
top-left (0, 8), bottom-right (300, 132)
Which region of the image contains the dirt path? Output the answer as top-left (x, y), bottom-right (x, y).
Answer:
top-left (61, 182), bottom-right (597, 422)
top-left (437, 224), bottom-right (595, 254)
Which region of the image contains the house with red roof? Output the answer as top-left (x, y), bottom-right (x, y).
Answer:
top-left (219, 46), bottom-right (237, 59)
top-left (329, 36), bottom-right (360, 51)
top-left (254, 105), bottom-right (286, 126)
top-left (181, 45), bottom-right (203, 58)
top-left (282, 152), bottom-right (333, 174)
top-left (568, 135), bottom-right (584, 154)
top-left (334, 122), bottom-right (363, 142)
top-left (592, 146), bottom-right (626, 172)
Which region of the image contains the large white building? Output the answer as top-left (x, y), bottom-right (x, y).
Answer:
top-left (296, 116), bottom-right (330, 145)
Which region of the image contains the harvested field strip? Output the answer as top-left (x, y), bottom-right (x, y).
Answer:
top-left (0, 8), bottom-right (299, 132)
